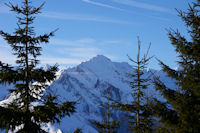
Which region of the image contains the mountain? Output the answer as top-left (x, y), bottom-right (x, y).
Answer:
top-left (0, 55), bottom-right (175, 133)
top-left (48, 55), bottom-right (175, 132)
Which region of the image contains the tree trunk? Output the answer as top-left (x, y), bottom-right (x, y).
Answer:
top-left (136, 39), bottom-right (141, 133)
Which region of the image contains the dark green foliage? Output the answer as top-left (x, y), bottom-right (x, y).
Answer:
top-left (91, 87), bottom-right (120, 133)
top-left (91, 120), bottom-right (120, 133)
top-left (153, 0), bottom-right (200, 132)
top-left (116, 38), bottom-right (153, 133)
top-left (74, 128), bottom-right (83, 133)
top-left (0, 0), bottom-right (75, 132)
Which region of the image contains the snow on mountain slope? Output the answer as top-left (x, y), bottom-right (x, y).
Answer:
top-left (0, 55), bottom-right (175, 133)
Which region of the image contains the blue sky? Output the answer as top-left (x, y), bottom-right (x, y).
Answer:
top-left (0, 0), bottom-right (195, 69)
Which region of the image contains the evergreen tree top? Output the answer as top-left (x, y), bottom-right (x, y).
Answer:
top-left (153, 0), bottom-right (200, 132)
top-left (0, 0), bottom-right (76, 132)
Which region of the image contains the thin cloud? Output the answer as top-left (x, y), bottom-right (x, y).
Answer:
top-left (0, 6), bottom-right (10, 14)
top-left (60, 47), bottom-right (101, 58)
top-left (0, 39), bottom-right (15, 64)
top-left (50, 38), bottom-right (96, 46)
top-left (111, 0), bottom-right (173, 14)
top-left (39, 57), bottom-right (82, 65)
top-left (0, 49), bottom-right (16, 64)
top-left (0, 38), bottom-right (10, 49)
top-left (81, 0), bottom-right (172, 21)
top-left (50, 38), bottom-right (124, 47)
top-left (50, 38), bottom-right (119, 64)
top-left (52, 38), bottom-right (125, 46)
top-left (101, 40), bottom-right (122, 45)
top-left (0, 4), bottom-right (135, 24)
top-left (40, 11), bottom-right (135, 24)
top-left (81, 0), bottom-right (125, 11)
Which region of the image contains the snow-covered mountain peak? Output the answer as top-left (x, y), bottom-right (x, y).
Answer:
top-left (79, 55), bottom-right (112, 69)
top-left (90, 54), bottom-right (111, 62)
top-left (65, 55), bottom-right (131, 88)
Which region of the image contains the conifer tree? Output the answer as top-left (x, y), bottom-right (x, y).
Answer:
top-left (117, 38), bottom-right (153, 133)
top-left (0, 0), bottom-right (75, 132)
top-left (91, 87), bottom-right (120, 133)
top-left (153, 0), bottom-right (200, 132)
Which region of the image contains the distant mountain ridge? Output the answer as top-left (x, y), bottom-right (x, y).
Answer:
top-left (0, 55), bottom-right (175, 133)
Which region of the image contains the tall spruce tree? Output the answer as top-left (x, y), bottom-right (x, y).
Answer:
top-left (153, 0), bottom-right (200, 132)
top-left (117, 38), bottom-right (153, 133)
top-left (0, 0), bottom-right (75, 132)
top-left (91, 87), bottom-right (120, 133)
